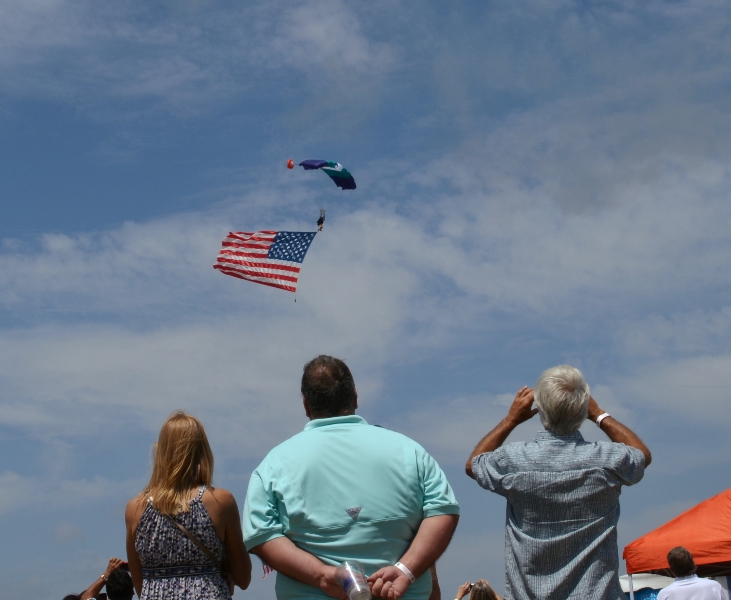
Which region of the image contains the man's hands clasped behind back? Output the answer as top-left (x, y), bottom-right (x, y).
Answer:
top-left (368, 565), bottom-right (412, 599)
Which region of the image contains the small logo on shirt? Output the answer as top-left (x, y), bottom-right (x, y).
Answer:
top-left (346, 507), bottom-right (361, 520)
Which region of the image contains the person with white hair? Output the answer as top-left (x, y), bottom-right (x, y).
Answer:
top-left (465, 365), bottom-right (651, 600)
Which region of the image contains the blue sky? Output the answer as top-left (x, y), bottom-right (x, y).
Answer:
top-left (2, 1), bottom-right (731, 598)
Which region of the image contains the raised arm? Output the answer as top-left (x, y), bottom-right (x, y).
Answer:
top-left (368, 514), bottom-right (460, 599)
top-left (80, 558), bottom-right (125, 600)
top-left (250, 537), bottom-right (346, 599)
top-left (465, 386), bottom-right (537, 478)
top-left (587, 397), bottom-right (652, 466)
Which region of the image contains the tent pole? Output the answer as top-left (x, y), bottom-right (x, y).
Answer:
top-left (628, 573), bottom-right (635, 600)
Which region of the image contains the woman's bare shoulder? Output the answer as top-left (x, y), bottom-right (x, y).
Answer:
top-left (206, 486), bottom-right (237, 508)
top-left (125, 495), bottom-right (147, 524)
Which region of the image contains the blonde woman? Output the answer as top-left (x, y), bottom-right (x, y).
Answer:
top-left (125, 412), bottom-right (251, 599)
top-left (455, 579), bottom-right (502, 600)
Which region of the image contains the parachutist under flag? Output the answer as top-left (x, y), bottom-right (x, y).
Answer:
top-left (317, 209), bottom-right (326, 231)
top-left (213, 230), bottom-right (317, 293)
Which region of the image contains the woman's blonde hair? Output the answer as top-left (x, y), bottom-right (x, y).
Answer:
top-left (140, 411), bottom-right (214, 515)
top-left (470, 581), bottom-right (499, 600)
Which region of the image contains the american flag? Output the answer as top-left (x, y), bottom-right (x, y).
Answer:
top-left (213, 230), bottom-right (317, 293)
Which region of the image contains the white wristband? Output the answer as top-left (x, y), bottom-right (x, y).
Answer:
top-left (595, 412), bottom-right (610, 427)
top-left (395, 561), bottom-right (415, 583)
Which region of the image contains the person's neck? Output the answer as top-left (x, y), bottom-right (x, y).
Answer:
top-left (310, 410), bottom-right (356, 420)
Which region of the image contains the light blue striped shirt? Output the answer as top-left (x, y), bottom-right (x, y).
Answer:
top-left (472, 430), bottom-right (645, 600)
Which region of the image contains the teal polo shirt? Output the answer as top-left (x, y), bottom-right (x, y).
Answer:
top-left (243, 415), bottom-right (459, 600)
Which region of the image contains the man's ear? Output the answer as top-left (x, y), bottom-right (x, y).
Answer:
top-left (302, 396), bottom-right (312, 419)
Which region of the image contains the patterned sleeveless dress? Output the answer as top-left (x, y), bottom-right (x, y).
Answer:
top-left (135, 486), bottom-right (230, 600)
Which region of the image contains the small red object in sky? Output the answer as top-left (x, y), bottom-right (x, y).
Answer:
top-left (287, 159), bottom-right (294, 169)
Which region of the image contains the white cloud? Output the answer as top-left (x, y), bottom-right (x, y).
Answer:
top-left (53, 523), bottom-right (85, 543)
top-left (0, 0), bottom-right (395, 117)
top-left (617, 308), bottom-right (731, 359)
top-left (621, 354), bottom-right (731, 425)
top-left (269, 1), bottom-right (392, 72)
top-left (391, 392), bottom-right (517, 465)
top-left (0, 470), bottom-right (137, 516)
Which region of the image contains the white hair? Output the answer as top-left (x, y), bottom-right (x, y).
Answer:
top-left (534, 365), bottom-right (590, 435)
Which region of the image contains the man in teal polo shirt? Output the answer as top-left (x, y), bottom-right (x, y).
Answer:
top-left (243, 355), bottom-right (460, 600)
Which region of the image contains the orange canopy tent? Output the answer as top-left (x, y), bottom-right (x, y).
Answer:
top-left (623, 488), bottom-right (731, 577)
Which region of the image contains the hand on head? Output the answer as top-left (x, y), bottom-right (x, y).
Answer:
top-left (586, 396), bottom-right (604, 422)
top-left (104, 558), bottom-right (125, 578)
top-left (506, 386), bottom-right (538, 426)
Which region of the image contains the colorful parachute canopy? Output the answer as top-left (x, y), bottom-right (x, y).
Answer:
top-left (213, 230), bottom-right (317, 293)
top-left (299, 160), bottom-right (356, 190)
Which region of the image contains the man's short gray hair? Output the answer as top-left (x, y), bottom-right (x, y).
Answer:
top-left (534, 365), bottom-right (590, 435)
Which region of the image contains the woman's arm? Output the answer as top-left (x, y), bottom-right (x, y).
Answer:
top-left (208, 488), bottom-right (252, 590)
top-left (454, 582), bottom-right (472, 600)
top-left (427, 565), bottom-right (441, 600)
top-left (125, 498), bottom-right (146, 598)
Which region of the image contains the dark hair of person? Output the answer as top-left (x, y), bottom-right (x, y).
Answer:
top-left (62, 595), bottom-right (81, 600)
top-left (106, 569), bottom-right (134, 600)
top-left (470, 581), bottom-right (499, 600)
top-left (301, 355), bottom-right (356, 418)
top-left (668, 546), bottom-right (697, 577)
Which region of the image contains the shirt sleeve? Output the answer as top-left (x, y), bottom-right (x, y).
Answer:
top-left (607, 444), bottom-right (646, 486)
top-left (713, 581), bottom-right (725, 599)
top-left (419, 447), bottom-right (460, 517)
top-left (242, 459), bottom-right (285, 550)
top-left (470, 449), bottom-right (508, 494)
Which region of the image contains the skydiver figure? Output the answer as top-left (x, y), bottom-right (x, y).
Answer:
top-left (317, 209), bottom-right (326, 231)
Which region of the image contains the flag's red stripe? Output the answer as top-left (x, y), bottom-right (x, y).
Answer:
top-left (216, 256), bottom-right (300, 273)
top-left (220, 249), bottom-right (270, 259)
top-left (216, 271), bottom-right (296, 292)
top-left (214, 264), bottom-right (300, 284)
top-left (214, 266), bottom-right (296, 292)
top-left (216, 257), bottom-right (301, 273)
top-left (222, 241), bottom-right (273, 250)
top-left (226, 231), bottom-right (277, 240)
top-left (214, 265), bottom-right (297, 282)
top-left (220, 252), bottom-right (269, 260)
